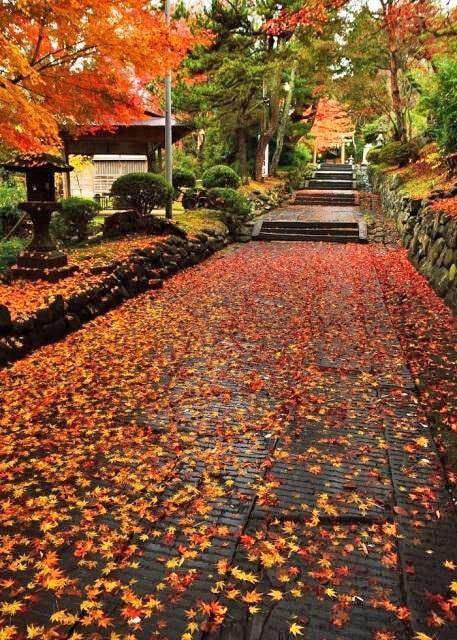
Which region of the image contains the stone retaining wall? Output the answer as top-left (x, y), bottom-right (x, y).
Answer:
top-left (0, 229), bottom-right (229, 367)
top-left (369, 168), bottom-right (457, 313)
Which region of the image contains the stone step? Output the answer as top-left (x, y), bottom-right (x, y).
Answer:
top-left (253, 219), bottom-right (367, 243)
top-left (260, 228), bottom-right (359, 237)
top-left (314, 172), bottom-right (354, 180)
top-left (308, 180), bottom-right (356, 190)
top-left (256, 232), bottom-right (362, 242)
top-left (294, 196), bottom-right (357, 206)
top-left (262, 221), bottom-right (358, 232)
top-left (319, 163), bottom-right (354, 170)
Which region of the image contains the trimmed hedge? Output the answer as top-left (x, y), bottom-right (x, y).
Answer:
top-left (207, 187), bottom-right (251, 234)
top-left (111, 172), bottom-right (172, 216)
top-left (377, 141), bottom-right (419, 167)
top-left (202, 165), bottom-right (241, 189)
top-left (367, 148), bottom-right (382, 164)
top-left (60, 196), bottom-right (99, 242)
top-left (173, 168), bottom-right (196, 190)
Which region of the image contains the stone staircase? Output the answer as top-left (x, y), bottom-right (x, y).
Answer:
top-left (295, 163), bottom-right (357, 206)
top-left (253, 220), bottom-right (365, 243)
top-left (252, 163), bottom-right (366, 243)
top-left (307, 163), bottom-right (356, 190)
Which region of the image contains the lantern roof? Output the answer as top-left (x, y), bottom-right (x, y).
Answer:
top-left (0, 153), bottom-right (73, 173)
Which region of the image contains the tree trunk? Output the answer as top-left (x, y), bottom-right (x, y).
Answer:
top-left (254, 135), bottom-right (269, 181)
top-left (254, 68), bottom-right (282, 181)
top-left (237, 128), bottom-right (249, 183)
top-left (270, 62), bottom-right (297, 176)
top-left (389, 50), bottom-right (407, 142)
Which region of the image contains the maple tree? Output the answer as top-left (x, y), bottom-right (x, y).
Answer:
top-left (307, 97), bottom-right (354, 155)
top-left (0, 0), bottom-right (199, 153)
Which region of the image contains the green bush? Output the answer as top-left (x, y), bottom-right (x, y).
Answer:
top-left (426, 59), bottom-right (457, 154)
top-left (0, 175), bottom-right (25, 236)
top-left (280, 142), bottom-right (312, 168)
top-left (202, 165), bottom-right (241, 189)
top-left (367, 148), bottom-right (382, 164)
top-left (286, 165), bottom-right (314, 190)
top-left (207, 187), bottom-right (251, 234)
top-left (60, 196), bottom-right (99, 242)
top-left (0, 237), bottom-right (26, 272)
top-left (111, 172), bottom-right (172, 216)
top-left (377, 141), bottom-right (419, 167)
top-left (49, 212), bottom-right (68, 244)
top-left (173, 168), bottom-right (196, 190)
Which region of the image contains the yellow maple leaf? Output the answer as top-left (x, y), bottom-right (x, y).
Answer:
top-left (450, 581), bottom-right (457, 593)
top-left (242, 589), bottom-right (263, 604)
top-left (50, 609), bottom-right (78, 625)
top-left (27, 625), bottom-right (46, 639)
top-left (325, 588), bottom-right (337, 598)
top-left (231, 567), bottom-right (258, 584)
top-left (443, 560), bottom-right (456, 570)
top-left (289, 622), bottom-right (304, 637)
top-left (0, 600), bottom-right (23, 616)
top-left (268, 589), bottom-right (283, 601)
top-left (0, 627), bottom-right (17, 640)
top-left (414, 633), bottom-right (434, 640)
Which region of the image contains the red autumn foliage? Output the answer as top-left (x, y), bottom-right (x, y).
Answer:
top-left (0, 1), bottom-right (203, 152)
top-left (308, 98), bottom-right (354, 151)
top-left (264, 0), bottom-right (349, 36)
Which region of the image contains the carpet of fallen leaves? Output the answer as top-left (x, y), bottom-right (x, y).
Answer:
top-left (0, 242), bottom-right (456, 640)
top-left (430, 196), bottom-right (457, 219)
top-left (0, 235), bottom-right (166, 318)
top-left (372, 247), bottom-right (457, 483)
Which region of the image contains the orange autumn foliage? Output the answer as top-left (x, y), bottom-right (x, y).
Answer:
top-left (264, 0), bottom-right (349, 36)
top-left (0, 1), bottom-right (202, 152)
top-left (308, 98), bottom-right (354, 152)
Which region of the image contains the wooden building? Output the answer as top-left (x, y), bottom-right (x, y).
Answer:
top-left (62, 111), bottom-right (191, 199)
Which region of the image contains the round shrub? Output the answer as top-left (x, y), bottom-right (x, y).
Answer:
top-left (377, 141), bottom-right (419, 167)
top-left (367, 148), bottom-right (382, 164)
top-left (286, 165), bottom-right (314, 191)
top-left (202, 165), bottom-right (241, 189)
top-left (60, 196), bottom-right (99, 242)
top-left (111, 172), bottom-right (172, 216)
top-left (173, 168), bottom-right (196, 190)
top-left (207, 187), bottom-right (251, 234)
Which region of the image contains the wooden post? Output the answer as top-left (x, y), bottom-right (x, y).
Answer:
top-left (62, 140), bottom-right (71, 196)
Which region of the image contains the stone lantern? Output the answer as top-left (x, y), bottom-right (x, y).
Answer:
top-left (0, 154), bottom-right (78, 281)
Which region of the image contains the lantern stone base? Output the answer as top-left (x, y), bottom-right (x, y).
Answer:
top-left (9, 250), bottom-right (79, 282)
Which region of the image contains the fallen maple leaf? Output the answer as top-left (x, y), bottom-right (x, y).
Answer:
top-left (289, 622), bottom-right (304, 636)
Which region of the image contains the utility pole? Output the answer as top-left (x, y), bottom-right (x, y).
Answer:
top-left (164, 0), bottom-right (173, 219)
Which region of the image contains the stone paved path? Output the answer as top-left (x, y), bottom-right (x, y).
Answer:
top-left (263, 205), bottom-right (362, 222)
top-left (262, 204), bottom-right (361, 224)
top-left (0, 242), bottom-right (456, 640)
